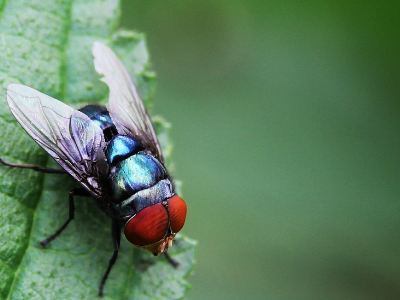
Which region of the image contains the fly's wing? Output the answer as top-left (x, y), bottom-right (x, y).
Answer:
top-left (92, 42), bottom-right (164, 164)
top-left (6, 84), bottom-right (105, 197)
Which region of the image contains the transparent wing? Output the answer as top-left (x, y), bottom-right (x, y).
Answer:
top-left (92, 42), bottom-right (164, 164)
top-left (6, 84), bottom-right (105, 197)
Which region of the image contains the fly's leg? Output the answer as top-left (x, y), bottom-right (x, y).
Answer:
top-left (40, 188), bottom-right (89, 247)
top-left (164, 252), bottom-right (179, 268)
top-left (0, 157), bottom-right (66, 174)
top-left (99, 219), bottom-right (121, 297)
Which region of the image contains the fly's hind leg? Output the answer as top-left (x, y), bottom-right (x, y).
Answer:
top-left (40, 188), bottom-right (90, 247)
top-left (0, 157), bottom-right (66, 174)
top-left (0, 157), bottom-right (87, 245)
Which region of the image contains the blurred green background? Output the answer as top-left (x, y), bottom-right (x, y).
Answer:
top-left (121, 1), bottom-right (400, 300)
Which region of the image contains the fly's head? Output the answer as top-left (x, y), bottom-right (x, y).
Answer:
top-left (123, 195), bottom-right (187, 255)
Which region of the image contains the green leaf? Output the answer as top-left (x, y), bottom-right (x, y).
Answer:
top-left (0, 1), bottom-right (196, 299)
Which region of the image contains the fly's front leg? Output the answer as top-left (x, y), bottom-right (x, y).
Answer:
top-left (0, 157), bottom-right (66, 174)
top-left (99, 218), bottom-right (121, 297)
top-left (40, 188), bottom-right (90, 247)
top-left (164, 252), bottom-right (179, 268)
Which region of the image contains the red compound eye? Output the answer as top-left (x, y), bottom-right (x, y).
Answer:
top-left (124, 204), bottom-right (168, 246)
top-left (168, 195), bottom-right (187, 233)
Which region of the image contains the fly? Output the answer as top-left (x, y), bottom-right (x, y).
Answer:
top-left (0, 42), bottom-right (187, 297)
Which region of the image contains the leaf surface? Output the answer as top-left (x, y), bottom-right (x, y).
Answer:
top-left (0, 1), bottom-right (195, 299)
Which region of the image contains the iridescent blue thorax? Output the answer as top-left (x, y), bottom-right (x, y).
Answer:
top-left (79, 105), bottom-right (117, 141)
top-left (79, 105), bottom-right (173, 219)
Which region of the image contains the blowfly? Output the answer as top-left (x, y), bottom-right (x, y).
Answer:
top-left (0, 42), bottom-right (187, 296)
